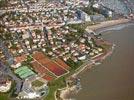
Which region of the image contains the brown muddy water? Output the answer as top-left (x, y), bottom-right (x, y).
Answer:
top-left (70, 24), bottom-right (134, 100)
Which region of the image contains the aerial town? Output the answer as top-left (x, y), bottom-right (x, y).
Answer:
top-left (0, 0), bottom-right (133, 100)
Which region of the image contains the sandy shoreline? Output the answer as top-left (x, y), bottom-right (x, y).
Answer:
top-left (56, 18), bottom-right (132, 100)
top-left (86, 18), bottom-right (131, 31)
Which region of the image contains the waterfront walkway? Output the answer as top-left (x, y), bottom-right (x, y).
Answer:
top-left (86, 19), bottom-right (130, 31)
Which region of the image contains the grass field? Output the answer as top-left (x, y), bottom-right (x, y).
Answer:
top-left (0, 94), bottom-right (9, 100)
top-left (32, 80), bottom-right (44, 87)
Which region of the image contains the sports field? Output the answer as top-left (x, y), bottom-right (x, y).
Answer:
top-left (32, 52), bottom-right (69, 77)
top-left (14, 66), bottom-right (36, 79)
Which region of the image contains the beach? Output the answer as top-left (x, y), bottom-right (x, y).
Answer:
top-left (86, 18), bottom-right (132, 31)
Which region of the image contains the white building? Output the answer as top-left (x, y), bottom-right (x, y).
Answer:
top-left (78, 55), bottom-right (86, 60)
top-left (81, 11), bottom-right (91, 22)
top-left (0, 78), bottom-right (12, 93)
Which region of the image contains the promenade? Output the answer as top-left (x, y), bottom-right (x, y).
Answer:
top-left (86, 19), bottom-right (131, 31)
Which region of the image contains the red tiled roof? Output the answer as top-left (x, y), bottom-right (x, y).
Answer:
top-left (15, 55), bottom-right (27, 63)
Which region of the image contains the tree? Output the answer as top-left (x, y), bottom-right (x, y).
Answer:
top-left (0, 0), bottom-right (8, 8)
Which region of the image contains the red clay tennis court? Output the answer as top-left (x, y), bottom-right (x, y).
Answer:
top-left (32, 52), bottom-right (68, 76)
top-left (42, 74), bottom-right (53, 81)
top-left (45, 62), bottom-right (67, 76)
top-left (31, 61), bottom-right (48, 75)
top-left (54, 58), bottom-right (69, 70)
top-left (32, 52), bottom-right (51, 64)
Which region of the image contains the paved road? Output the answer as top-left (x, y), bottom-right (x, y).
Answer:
top-left (0, 60), bottom-right (23, 94)
top-left (0, 40), bottom-right (14, 64)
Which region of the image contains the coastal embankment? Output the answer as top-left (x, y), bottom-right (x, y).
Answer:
top-left (57, 18), bottom-right (133, 100)
top-left (58, 40), bottom-right (114, 100)
top-left (73, 23), bottom-right (134, 100)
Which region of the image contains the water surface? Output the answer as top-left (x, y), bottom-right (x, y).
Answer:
top-left (71, 24), bottom-right (134, 100)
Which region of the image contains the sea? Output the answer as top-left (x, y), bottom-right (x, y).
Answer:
top-left (69, 23), bottom-right (134, 100)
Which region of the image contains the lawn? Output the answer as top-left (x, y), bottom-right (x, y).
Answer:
top-left (0, 94), bottom-right (9, 100)
top-left (44, 76), bottom-right (66, 100)
top-left (32, 80), bottom-right (44, 87)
